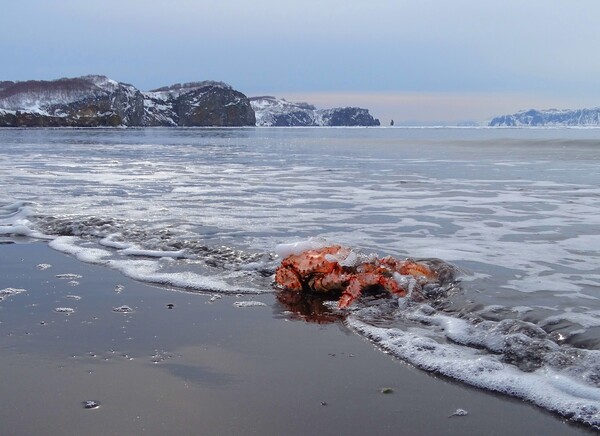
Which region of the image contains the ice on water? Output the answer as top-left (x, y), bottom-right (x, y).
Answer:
top-left (1, 127), bottom-right (600, 427)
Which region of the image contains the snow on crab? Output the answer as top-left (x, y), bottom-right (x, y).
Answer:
top-left (274, 242), bottom-right (439, 308)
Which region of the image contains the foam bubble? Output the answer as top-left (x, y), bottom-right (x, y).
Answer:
top-left (233, 301), bottom-right (267, 308)
top-left (0, 287), bottom-right (26, 301)
top-left (112, 305), bottom-right (134, 313)
top-left (54, 307), bottom-right (75, 314)
top-left (56, 274), bottom-right (83, 280)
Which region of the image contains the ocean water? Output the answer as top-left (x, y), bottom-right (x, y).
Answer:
top-left (1, 127), bottom-right (600, 428)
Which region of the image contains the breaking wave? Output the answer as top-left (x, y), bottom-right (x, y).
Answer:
top-left (0, 203), bottom-right (274, 294)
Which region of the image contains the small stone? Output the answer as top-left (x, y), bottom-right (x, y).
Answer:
top-left (166, 303), bottom-right (175, 309)
top-left (380, 387), bottom-right (394, 394)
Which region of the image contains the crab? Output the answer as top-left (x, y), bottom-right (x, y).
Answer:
top-left (274, 245), bottom-right (438, 308)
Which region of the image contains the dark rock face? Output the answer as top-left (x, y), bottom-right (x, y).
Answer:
top-left (250, 96), bottom-right (379, 127)
top-left (489, 108), bottom-right (600, 127)
top-left (0, 76), bottom-right (255, 127)
top-left (0, 110), bottom-right (121, 127)
top-left (176, 86), bottom-right (255, 127)
top-left (269, 111), bottom-right (315, 127)
top-left (143, 81), bottom-right (255, 127)
top-left (320, 107), bottom-right (380, 127)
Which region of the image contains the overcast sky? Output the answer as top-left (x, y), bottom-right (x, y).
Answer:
top-left (3, 1), bottom-right (600, 124)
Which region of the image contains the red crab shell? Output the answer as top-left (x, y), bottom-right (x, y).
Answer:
top-left (274, 245), bottom-right (438, 308)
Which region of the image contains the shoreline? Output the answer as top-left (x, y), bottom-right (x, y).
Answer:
top-left (0, 240), bottom-right (594, 435)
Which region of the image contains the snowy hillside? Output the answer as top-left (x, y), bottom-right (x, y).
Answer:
top-left (250, 96), bottom-right (380, 127)
top-left (0, 76), bottom-right (254, 127)
top-left (489, 108), bottom-right (600, 126)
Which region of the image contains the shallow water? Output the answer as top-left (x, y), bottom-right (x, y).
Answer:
top-left (1, 127), bottom-right (600, 427)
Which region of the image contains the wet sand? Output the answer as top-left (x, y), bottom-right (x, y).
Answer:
top-left (0, 241), bottom-right (594, 435)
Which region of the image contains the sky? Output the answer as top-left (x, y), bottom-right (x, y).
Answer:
top-left (3, 0), bottom-right (600, 124)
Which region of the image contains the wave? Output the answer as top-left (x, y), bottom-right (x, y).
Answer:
top-left (0, 202), bottom-right (274, 295)
top-left (347, 299), bottom-right (600, 428)
top-left (2, 201), bottom-right (600, 428)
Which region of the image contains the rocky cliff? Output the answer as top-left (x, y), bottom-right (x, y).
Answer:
top-left (489, 108), bottom-right (600, 127)
top-left (250, 96), bottom-right (380, 127)
top-left (0, 76), bottom-right (143, 127)
top-left (143, 81), bottom-right (255, 127)
top-left (0, 76), bottom-right (255, 127)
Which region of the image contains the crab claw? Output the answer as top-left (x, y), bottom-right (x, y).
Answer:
top-left (399, 260), bottom-right (436, 280)
top-left (275, 266), bottom-right (303, 292)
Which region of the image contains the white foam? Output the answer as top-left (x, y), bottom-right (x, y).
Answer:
top-left (99, 236), bottom-right (131, 249)
top-left (112, 305), bottom-right (134, 313)
top-left (348, 316), bottom-right (600, 427)
top-left (54, 307), bottom-right (75, 314)
top-left (275, 237), bottom-right (329, 258)
top-left (49, 237), bottom-right (111, 264)
top-left (55, 273), bottom-right (83, 280)
top-left (120, 247), bottom-right (185, 258)
top-left (108, 259), bottom-right (265, 294)
top-left (541, 311), bottom-right (600, 329)
top-left (233, 301), bottom-right (267, 308)
top-left (0, 287), bottom-right (27, 301)
top-left (0, 201), bottom-right (51, 239)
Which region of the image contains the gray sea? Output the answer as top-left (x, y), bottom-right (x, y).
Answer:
top-left (1, 127), bottom-right (600, 427)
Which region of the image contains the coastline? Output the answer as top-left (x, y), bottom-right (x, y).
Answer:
top-left (0, 241), bottom-right (594, 435)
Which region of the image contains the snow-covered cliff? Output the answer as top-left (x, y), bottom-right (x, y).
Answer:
top-left (0, 76), bottom-right (255, 127)
top-left (489, 108), bottom-right (600, 127)
top-left (250, 96), bottom-right (380, 127)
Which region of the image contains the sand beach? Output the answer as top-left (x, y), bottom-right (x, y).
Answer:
top-left (0, 240), bottom-right (592, 435)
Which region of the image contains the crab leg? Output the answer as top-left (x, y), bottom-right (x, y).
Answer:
top-left (338, 274), bottom-right (408, 308)
top-left (338, 278), bottom-right (363, 308)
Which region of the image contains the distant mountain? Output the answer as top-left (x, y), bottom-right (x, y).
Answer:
top-left (0, 76), bottom-right (255, 127)
top-left (489, 108), bottom-right (600, 127)
top-left (0, 76), bottom-right (382, 128)
top-left (250, 96), bottom-right (380, 127)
